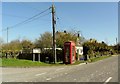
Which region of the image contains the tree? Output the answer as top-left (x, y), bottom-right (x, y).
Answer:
top-left (83, 39), bottom-right (111, 60)
top-left (2, 39), bottom-right (22, 58)
top-left (35, 32), bottom-right (52, 49)
top-left (10, 39), bottom-right (22, 51)
top-left (0, 37), bottom-right (4, 57)
top-left (35, 30), bottom-right (83, 49)
top-left (0, 37), bottom-right (4, 50)
top-left (56, 31), bottom-right (78, 48)
top-left (113, 43), bottom-right (120, 54)
top-left (21, 39), bottom-right (34, 53)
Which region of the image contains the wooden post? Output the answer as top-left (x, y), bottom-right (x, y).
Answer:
top-left (33, 54), bottom-right (35, 62)
top-left (38, 54), bottom-right (40, 62)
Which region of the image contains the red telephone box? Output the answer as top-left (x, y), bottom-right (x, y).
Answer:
top-left (64, 41), bottom-right (76, 64)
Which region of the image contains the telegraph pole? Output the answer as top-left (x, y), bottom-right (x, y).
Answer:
top-left (6, 27), bottom-right (9, 58)
top-left (116, 37), bottom-right (117, 45)
top-left (52, 4), bottom-right (56, 64)
top-left (7, 27), bottom-right (8, 44)
top-left (116, 37), bottom-right (118, 54)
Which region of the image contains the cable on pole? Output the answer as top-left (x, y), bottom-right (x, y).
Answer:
top-left (20, 12), bottom-right (51, 26)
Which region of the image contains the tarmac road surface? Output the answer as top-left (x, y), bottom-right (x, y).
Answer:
top-left (1, 55), bottom-right (118, 83)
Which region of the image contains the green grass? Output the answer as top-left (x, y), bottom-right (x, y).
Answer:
top-left (1, 58), bottom-right (52, 67)
top-left (0, 58), bottom-right (2, 66)
top-left (0, 55), bottom-right (113, 67)
top-left (1, 58), bottom-right (69, 67)
top-left (1, 58), bottom-right (84, 67)
top-left (88, 55), bottom-right (112, 63)
top-left (71, 60), bottom-right (85, 65)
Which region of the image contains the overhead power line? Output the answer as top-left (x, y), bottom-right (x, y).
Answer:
top-left (2, 7), bottom-right (51, 32)
top-left (19, 12), bottom-right (51, 26)
top-left (1, 13), bottom-right (29, 19)
top-left (9, 7), bottom-right (51, 28)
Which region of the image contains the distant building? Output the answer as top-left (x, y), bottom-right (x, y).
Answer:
top-left (75, 35), bottom-right (83, 56)
top-left (76, 46), bottom-right (83, 55)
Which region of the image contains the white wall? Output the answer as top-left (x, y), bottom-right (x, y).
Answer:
top-left (76, 46), bottom-right (83, 55)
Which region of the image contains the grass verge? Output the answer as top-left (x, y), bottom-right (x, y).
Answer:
top-left (0, 58), bottom-right (1, 66)
top-left (1, 55), bottom-right (114, 67)
top-left (1, 58), bottom-right (52, 67)
top-left (88, 55), bottom-right (112, 63)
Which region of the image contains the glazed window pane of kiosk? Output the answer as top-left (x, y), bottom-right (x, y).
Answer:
top-left (65, 45), bottom-right (70, 63)
top-left (72, 46), bottom-right (75, 61)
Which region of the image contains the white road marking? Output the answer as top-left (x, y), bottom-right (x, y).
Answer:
top-left (64, 73), bottom-right (68, 74)
top-left (60, 73), bottom-right (63, 76)
top-left (35, 72), bottom-right (46, 76)
top-left (52, 76), bottom-right (55, 78)
top-left (46, 78), bottom-right (52, 81)
top-left (55, 68), bottom-right (64, 71)
top-left (91, 74), bottom-right (94, 76)
top-left (104, 77), bottom-right (112, 84)
top-left (77, 63), bottom-right (86, 66)
top-left (95, 71), bottom-right (98, 73)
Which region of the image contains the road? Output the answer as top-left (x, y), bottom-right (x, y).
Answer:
top-left (1, 55), bottom-right (118, 83)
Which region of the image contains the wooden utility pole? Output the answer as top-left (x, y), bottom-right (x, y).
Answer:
top-left (7, 27), bottom-right (8, 44)
top-left (116, 37), bottom-right (118, 54)
top-left (52, 4), bottom-right (56, 63)
top-left (6, 27), bottom-right (9, 58)
top-left (116, 37), bottom-right (117, 45)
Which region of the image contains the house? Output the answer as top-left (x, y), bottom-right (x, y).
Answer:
top-left (76, 46), bottom-right (83, 55)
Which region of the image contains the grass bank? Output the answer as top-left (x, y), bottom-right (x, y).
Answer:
top-left (1, 58), bottom-right (52, 67)
top-left (87, 55), bottom-right (112, 63)
top-left (0, 58), bottom-right (1, 66)
top-left (1, 58), bottom-right (84, 67)
top-left (0, 55), bottom-right (114, 67)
